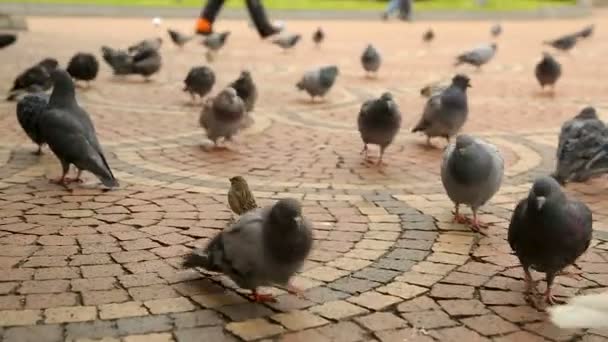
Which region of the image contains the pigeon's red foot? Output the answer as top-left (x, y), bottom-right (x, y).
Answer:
top-left (286, 284), bottom-right (304, 298)
top-left (250, 292), bottom-right (277, 303)
top-left (452, 212), bottom-right (469, 224)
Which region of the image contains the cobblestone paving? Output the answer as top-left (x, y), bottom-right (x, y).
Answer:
top-left (0, 14), bottom-right (607, 342)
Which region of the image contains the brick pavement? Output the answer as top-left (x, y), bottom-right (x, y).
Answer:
top-left (0, 14), bottom-right (607, 342)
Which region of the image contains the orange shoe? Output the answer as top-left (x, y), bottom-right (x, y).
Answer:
top-left (195, 18), bottom-right (213, 35)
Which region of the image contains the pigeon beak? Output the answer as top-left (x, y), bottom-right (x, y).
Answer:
top-left (536, 196), bottom-right (546, 211)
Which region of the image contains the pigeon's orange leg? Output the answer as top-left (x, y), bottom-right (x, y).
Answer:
top-left (470, 209), bottom-right (489, 234)
top-left (250, 290), bottom-right (277, 303)
top-left (452, 204), bottom-right (469, 224)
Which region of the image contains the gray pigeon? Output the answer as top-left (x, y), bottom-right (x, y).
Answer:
top-left (128, 37), bottom-right (162, 54)
top-left (101, 46), bottom-right (133, 75)
top-left (37, 69), bottom-right (118, 188)
top-left (183, 66), bottom-right (215, 102)
top-left (183, 198), bottom-right (313, 302)
top-left (312, 27), bottom-right (324, 47)
top-left (423, 29), bottom-right (435, 43)
top-left (553, 107), bottom-right (608, 184)
top-left (7, 58), bottom-right (59, 101)
top-left (544, 34), bottom-right (579, 52)
top-left (508, 176), bottom-right (592, 306)
top-left (420, 79), bottom-right (450, 98)
top-left (167, 28), bottom-right (193, 48)
top-left (455, 43), bottom-right (497, 69)
top-left (272, 33), bottom-right (301, 51)
top-left (441, 134), bottom-right (504, 233)
top-left (361, 44), bottom-right (381, 76)
top-left (296, 65), bottom-right (339, 102)
top-left (412, 74), bottom-right (470, 146)
top-left (202, 31), bottom-right (231, 62)
top-left (535, 52), bottom-right (562, 91)
top-left (130, 47), bottom-right (161, 80)
top-left (357, 92), bottom-right (402, 165)
top-left (16, 93), bottom-right (49, 155)
top-left (491, 23), bottom-right (502, 37)
top-left (575, 24), bottom-right (594, 39)
top-left (199, 87), bottom-right (247, 148)
top-left (229, 70), bottom-right (257, 112)
top-left (67, 52), bottom-right (99, 87)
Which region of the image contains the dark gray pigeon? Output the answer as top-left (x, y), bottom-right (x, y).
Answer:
top-left (575, 24), bottom-right (594, 39)
top-left (183, 66), bottom-right (215, 102)
top-left (167, 28), bottom-right (194, 48)
top-left (412, 74), bottom-right (470, 146)
top-left (37, 69), bottom-right (118, 188)
top-left (423, 29), bottom-right (435, 43)
top-left (0, 33), bottom-right (16, 49)
top-left (202, 31), bottom-right (231, 62)
top-left (183, 198), bottom-right (313, 302)
top-left (129, 47), bottom-right (161, 80)
top-left (508, 176), bottom-right (592, 306)
top-left (128, 37), bottom-right (162, 54)
top-left (544, 34), bottom-right (579, 52)
top-left (357, 92), bottom-right (402, 165)
top-left (16, 93), bottom-right (49, 155)
top-left (199, 87), bottom-right (247, 148)
top-left (455, 43), bottom-right (497, 69)
top-left (229, 70), bottom-right (257, 112)
top-left (535, 52), bottom-right (562, 92)
top-left (553, 107), bottom-right (608, 184)
top-left (67, 52), bottom-right (99, 87)
top-left (7, 58), bottom-right (58, 101)
top-left (296, 65), bottom-right (339, 102)
top-left (101, 46), bottom-right (133, 76)
top-left (361, 44), bottom-right (381, 76)
top-left (491, 23), bottom-right (502, 37)
top-left (272, 33), bottom-right (301, 51)
top-left (313, 27), bottom-right (324, 47)
top-left (441, 134), bottom-right (504, 233)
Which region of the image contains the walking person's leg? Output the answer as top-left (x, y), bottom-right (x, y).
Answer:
top-left (382, 0), bottom-right (401, 20)
top-left (245, 0), bottom-right (281, 38)
top-left (398, 0), bottom-right (413, 21)
top-left (195, 0), bottom-right (225, 35)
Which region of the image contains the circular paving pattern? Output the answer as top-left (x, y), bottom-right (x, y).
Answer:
top-left (0, 15), bottom-right (607, 342)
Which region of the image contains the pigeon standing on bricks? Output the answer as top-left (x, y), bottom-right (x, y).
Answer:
top-left (167, 28), bottom-right (194, 48)
top-left (16, 93), bottom-right (49, 155)
top-left (361, 44), bottom-right (381, 77)
top-left (199, 87), bottom-right (247, 149)
top-left (229, 70), bottom-right (257, 112)
top-left (296, 65), bottom-right (339, 102)
top-left (66, 52), bottom-right (99, 87)
top-left (357, 92), bottom-right (402, 165)
top-left (535, 52), bottom-right (562, 92)
top-left (183, 66), bottom-right (215, 102)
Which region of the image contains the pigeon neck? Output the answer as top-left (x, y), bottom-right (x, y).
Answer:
top-left (49, 87), bottom-right (76, 108)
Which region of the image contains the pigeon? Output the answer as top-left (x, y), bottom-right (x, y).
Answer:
top-left (128, 37), bottom-right (162, 54)
top-left (549, 292), bottom-right (608, 329)
top-left (412, 74), bottom-right (470, 146)
top-left (441, 134), bottom-right (504, 233)
top-left (423, 29), bottom-right (435, 43)
top-left (491, 23), bottom-right (502, 37)
top-left (455, 43), bottom-right (497, 69)
top-left (129, 47), bottom-right (162, 80)
top-left (199, 87), bottom-right (247, 148)
top-left (575, 24), bottom-right (594, 39)
top-left (37, 69), bottom-right (118, 188)
top-left (272, 33), bottom-right (301, 51)
top-left (228, 176), bottom-right (258, 215)
top-left (66, 52), bottom-right (99, 87)
top-left (535, 52), bottom-right (561, 92)
top-left (312, 27), bottom-right (324, 47)
top-left (420, 79), bottom-right (450, 98)
top-left (167, 28), bottom-right (194, 48)
top-left (183, 66), bottom-right (215, 102)
top-left (7, 58), bottom-right (58, 101)
top-left (182, 198), bottom-right (313, 303)
top-left (361, 44), bottom-right (381, 77)
top-left (544, 34), bottom-right (579, 52)
top-left (508, 176), bottom-right (592, 306)
top-left (357, 92), bottom-right (402, 165)
top-left (296, 65), bottom-right (339, 102)
top-left (101, 46), bottom-right (133, 75)
top-left (16, 93), bottom-right (49, 155)
top-left (229, 70), bottom-right (257, 112)
top-left (202, 31), bottom-right (230, 62)
top-left (0, 33), bottom-right (16, 49)
top-left (553, 106), bottom-right (608, 184)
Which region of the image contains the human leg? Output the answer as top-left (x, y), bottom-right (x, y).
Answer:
top-left (245, 0), bottom-right (280, 38)
top-left (196, 0), bottom-right (225, 35)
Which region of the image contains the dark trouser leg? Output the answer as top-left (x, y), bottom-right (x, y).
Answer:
top-left (200, 0), bottom-right (225, 22)
top-left (245, 0), bottom-right (278, 38)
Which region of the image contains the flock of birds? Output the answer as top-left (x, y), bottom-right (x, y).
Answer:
top-left (1, 18), bottom-right (608, 327)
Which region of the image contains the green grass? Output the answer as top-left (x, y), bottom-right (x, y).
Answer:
top-left (1, 0), bottom-right (578, 11)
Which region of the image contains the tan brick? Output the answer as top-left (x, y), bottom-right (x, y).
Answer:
top-left (99, 301), bottom-right (148, 320)
top-left (272, 310), bottom-right (329, 330)
top-left (347, 291), bottom-right (402, 310)
top-left (26, 292), bottom-right (78, 309)
top-left (123, 333), bottom-right (175, 342)
top-left (71, 277), bottom-right (117, 292)
top-left (34, 267), bottom-right (80, 280)
top-left (129, 284), bottom-right (179, 301)
top-left (82, 289), bottom-right (130, 305)
top-left (0, 295), bottom-right (23, 310)
top-left (45, 306), bottom-right (97, 323)
top-left (0, 309), bottom-right (41, 326)
top-left (18, 280), bottom-right (70, 294)
top-left (310, 300), bottom-right (369, 320)
top-left (81, 264), bottom-right (125, 278)
top-left (144, 297), bottom-right (196, 314)
top-left (226, 318), bottom-right (285, 341)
